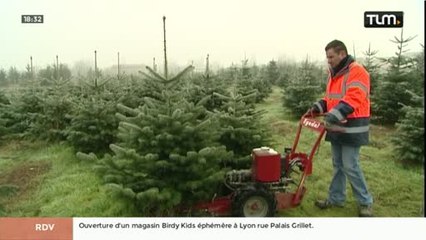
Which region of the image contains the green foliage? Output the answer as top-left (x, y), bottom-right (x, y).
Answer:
top-left (215, 60), bottom-right (273, 104)
top-left (0, 69), bottom-right (7, 86)
top-left (371, 71), bottom-right (422, 125)
top-left (391, 92), bottom-right (424, 165)
top-left (0, 46), bottom-right (423, 217)
top-left (372, 30), bottom-right (423, 125)
top-left (241, 59), bottom-right (251, 79)
top-left (0, 91), bottom-right (10, 138)
top-left (264, 60), bottom-right (280, 85)
top-left (379, 29), bottom-right (417, 73)
top-left (27, 85), bottom-right (73, 142)
top-left (214, 89), bottom-right (271, 167)
top-left (282, 58), bottom-right (322, 118)
top-left (115, 75), bottom-right (148, 108)
top-left (0, 71), bottom-right (74, 142)
top-left (65, 92), bottom-right (119, 155)
top-left (217, 64), bottom-right (239, 82)
top-left (275, 72), bottom-right (292, 88)
top-left (7, 67), bottom-right (20, 85)
top-left (236, 77), bottom-right (271, 104)
top-left (413, 45), bottom-right (424, 78)
top-left (0, 86), bottom-right (424, 217)
top-left (180, 73), bottom-right (227, 111)
top-left (235, 60), bottom-right (273, 103)
top-left (95, 66), bottom-right (234, 216)
top-left (62, 77), bottom-right (123, 155)
top-left (282, 85), bottom-right (319, 118)
top-left (0, 91), bottom-right (9, 105)
top-left (38, 64), bottom-right (72, 85)
top-left (0, 88), bottom-right (44, 139)
top-left (135, 65), bottom-right (196, 102)
top-left (297, 57), bottom-right (324, 87)
top-left (362, 43), bottom-right (382, 94)
top-left (273, 61), bottom-right (298, 88)
top-left (21, 64), bottom-right (35, 82)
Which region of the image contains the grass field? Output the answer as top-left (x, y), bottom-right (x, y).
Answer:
top-left (0, 86), bottom-right (424, 217)
top-left (0, 141), bottom-right (136, 217)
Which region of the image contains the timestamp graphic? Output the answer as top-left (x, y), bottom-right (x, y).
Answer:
top-left (21, 14), bottom-right (44, 23)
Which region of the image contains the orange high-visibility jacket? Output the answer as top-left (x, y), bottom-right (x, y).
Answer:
top-left (325, 62), bottom-right (370, 119)
top-left (314, 60), bottom-right (370, 146)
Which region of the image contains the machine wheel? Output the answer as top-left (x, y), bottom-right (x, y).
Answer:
top-left (232, 189), bottom-right (276, 217)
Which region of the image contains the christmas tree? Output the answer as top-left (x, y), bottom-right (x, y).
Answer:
top-left (214, 88), bottom-right (271, 168)
top-left (80, 66), bottom-right (233, 216)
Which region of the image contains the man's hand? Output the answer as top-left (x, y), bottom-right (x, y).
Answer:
top-left (303, 108), bottom-right (315, 117)
top-left (324, 113), bottom-right (339, 125)
top-left (303, 105), bottom-right (320, 117)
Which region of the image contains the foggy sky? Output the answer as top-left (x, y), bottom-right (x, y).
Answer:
top-left (0, 0), bottom-right (424, 72)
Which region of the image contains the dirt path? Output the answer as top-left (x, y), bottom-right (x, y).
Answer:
top-left (0, 161), bottom-right (51, 209)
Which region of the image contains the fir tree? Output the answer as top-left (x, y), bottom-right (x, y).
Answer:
top-left (0, 88), bottom-right (44, 139)
top-left (371, 71), bottom-right (420, 125)
top-left (391, 91), bottom-right (424, 165)
top-left (27, 81), bottom-right (73, 141)
top-left (241, 58), bottom-right (251, 79)
top-left (274, 60), bottom-right (298, 88)
top-left (362, 43), bottom-right (381, 94)
top-left (67, 72), bottom-right (137, 155)
top-left (81, 66), bottom-right (233, 216)
top-left (181, 54), bottom-right (228, 111)
top-left (380, 28), bottom-right (417, 73)
top-left (115, 75), bottom-right (147, 109)
top-left (181, 73), bottom-right (227, 111)
top-left (372, 29), bottom-right (421, 125)
top-left (282, 57), bottom-right (321, 118)
top-left (65, 90), bottom-right (119, 155)
top-left (234, 58), bottom-right (272, 103)
top-left (214, 88), bottom-right (271, 168)
top-left (264, 60), bottom-right (280, 85)
top-left (38, 63), bottom-right (72, 86)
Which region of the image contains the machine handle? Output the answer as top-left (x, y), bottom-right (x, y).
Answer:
top-left (291, 114), bottom-right (346, 156)
top-left (301, 113), bottom-right (347, 133)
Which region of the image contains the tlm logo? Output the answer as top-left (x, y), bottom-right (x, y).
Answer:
top-left (302, 118), bottom-right (320, 129)
top-left (364, 11), bottom-right (403, 28)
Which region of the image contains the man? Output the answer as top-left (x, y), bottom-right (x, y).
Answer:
top-left (306, 40), bottom-right (373, 217)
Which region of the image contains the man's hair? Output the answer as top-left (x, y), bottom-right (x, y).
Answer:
top-left (325, 40), bottom-right (348, 54)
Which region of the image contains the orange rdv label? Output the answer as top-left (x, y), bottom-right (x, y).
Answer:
top-left (0, 218), bottom-right (72, 240)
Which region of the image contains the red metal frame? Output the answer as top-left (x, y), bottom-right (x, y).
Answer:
top-left (193, 115), bottom-right (326, 216)
top-left (287, 115), bottom-right (326, 207)
top-left (193, 194), bottom-right (234, 216)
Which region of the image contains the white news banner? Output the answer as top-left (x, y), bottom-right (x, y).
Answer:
top-left (73, 217), bottom-right (426, 240)
top-left (1, 217), bottom-right (425, 239)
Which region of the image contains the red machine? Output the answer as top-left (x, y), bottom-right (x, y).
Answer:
top-left (194, 115), bottom-right (327, 217)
